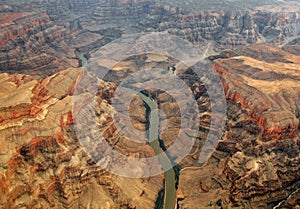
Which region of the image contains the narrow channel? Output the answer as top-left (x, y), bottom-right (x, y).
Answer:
top-left (78, 52), bottom-right (88, 67)
top-left (132, 91), bottom-right (177, 209)
top-left (78, 53), bottom-right (177, 209)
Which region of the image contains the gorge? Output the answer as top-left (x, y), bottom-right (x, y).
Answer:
top-left (0, 0), bottom-right (299, 209)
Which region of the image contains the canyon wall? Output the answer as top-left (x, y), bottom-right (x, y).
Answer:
top-left (1, 0), bottom-right (300, 77)
top-left (178, 44), bottom-right (300, 209)
top-left (0, 44), bottom-right (299, 208)
top-left (0, 68), bottom-right (163, 209)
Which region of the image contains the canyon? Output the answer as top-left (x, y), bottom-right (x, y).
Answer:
top-left (1, 0), bottom-right (300, 77)
top-left (178, 44), bottom-right (300, 208)
top-left (0, 0), bottom-right (299, 208)
top-left (0, 43), bottom-right (299, 208)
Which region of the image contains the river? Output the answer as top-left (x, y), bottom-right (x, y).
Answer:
top-left (78, 53), bottom-right (177, 209)
top-left (78, 52), bottom-right (88, 67)
top-left (138, 92), bottom-right (176, 209)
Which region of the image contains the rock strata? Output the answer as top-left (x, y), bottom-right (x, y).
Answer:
top-left (177, 44), bottom-right (300, 208)
top-left (0, 68), bottom-right (163, 209)
top-left (1, 0), bottom-right (300, 77)
top-left (0, 10), bottom-right (78, 77)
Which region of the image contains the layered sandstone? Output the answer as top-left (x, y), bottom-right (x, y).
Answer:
top-left (150, 9), bottom-right (300, 51)
top-left (0, 10), bottom-right (78, 77)
top-left (0, 42), bottom-right (299, 208)
top-left (0, 68), bottom-right (163, 209)
top-left (1, 0), bottom-right (299, 78)
top-left (215, 43), bottom-right (300, 140)
top-left (177, 44), bottom-right (300, 208)
top-left (0, 1), bottom-right (300, 208)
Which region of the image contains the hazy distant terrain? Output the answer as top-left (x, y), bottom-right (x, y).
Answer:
top-left (2, 0), bottom-right (299, 9)
top-left (1, 0), bottom-right (299, 76)
top-left (0, 0), bottom-right (299, 209)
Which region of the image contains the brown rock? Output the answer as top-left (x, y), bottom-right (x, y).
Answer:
top-left (0, 137), bottom-right (8, 155)
top-left (178, 44), bottom-right (300, 208)
top-left (0, 68), bottom-right (163, 208)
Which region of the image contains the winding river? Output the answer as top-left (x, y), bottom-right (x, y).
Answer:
top-left (78, 53), bottom-right (177, 209)
top-left (136, 91), bottom-right (176, 209)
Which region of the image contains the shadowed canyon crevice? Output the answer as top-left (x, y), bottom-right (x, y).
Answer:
top-left (0, 0), bottom-right (299, 208)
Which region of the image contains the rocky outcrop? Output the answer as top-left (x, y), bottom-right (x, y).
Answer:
top-left (148, 9), bottom-right (300, 51)
top-left (1, 0), bottom-right (300, 208)
top-left (0, 68), bottom-right (163, 209)
top-left (0, 10), bottom-right (78, 77)
top-left (0, 42), bottom-right (299, 208)
top-left (1, 0), bottom-right (299, 78)
top-left (0, 11), bottom-right (50, 47)
top-left (178, 44), bottom-right (300, 208)
top-left (214, 44), bottom-right (300, 140)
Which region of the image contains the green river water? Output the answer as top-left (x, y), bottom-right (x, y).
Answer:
top-left (79, 54), bottom-right (177, 209)
top-left (138, 92), bottom-right (176, 209)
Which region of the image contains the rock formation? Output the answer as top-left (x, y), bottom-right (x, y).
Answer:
top-left (178, 44), bottom-right (300, 209)
top-left (148, 9), bottom-right (300, 51)
top-left (0, 0), bottom-right (300, 208)
top-left (1, 0), bottom-right (299, 77)
top-left (0, 68), bottom-right (163, 209)
top-left (0, 10), bottom-right (78, 77)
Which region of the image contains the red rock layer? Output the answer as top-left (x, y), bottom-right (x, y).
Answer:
top-left (178, 44), bottom-right (300, 208)
top-left (0, 12), bottom-right (50, 47)
top-left (0, 9), bottom-right (78, 77)
top-left (0, 68), bottom-right (163, 209)
top-left (213, 44), bottom-right (300, 141)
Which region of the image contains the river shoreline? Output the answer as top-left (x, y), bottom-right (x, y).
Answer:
top-left (77, 52), bottom-right (178, 209)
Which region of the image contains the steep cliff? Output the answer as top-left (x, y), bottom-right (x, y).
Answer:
top-left (0, 1), bottom-right (300, 208)
top-left (178, 44), bottom-right (300, 209)
top-left (0, 68), bottom-right (163, 209)
top-left (0, 10), bottom-right (78, 77)
top-left (1, 0), bottom-right (299, 77)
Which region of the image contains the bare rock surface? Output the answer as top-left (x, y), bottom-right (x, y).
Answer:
top-left (178, 44), bottom-right (300, 209)
top-left (0, 1), bottom-right (300, 208)
top-left (1, 0), bottom-right (300, 77)
top-left (0, 68), bottom-right (163, 209)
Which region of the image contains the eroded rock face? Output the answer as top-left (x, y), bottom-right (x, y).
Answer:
top-left (215, 44), bottom-right (300, 140)
top-left (0, 42), bottom-right (299, 209)
top-left (150, 9), bottom-right (300, 51)
top-left (0, 10), bottom-right (78, 77)
top-left (1, 0), bottom-right (300, 78)
top-left (0, 68), bottom-right (163, 209)
top-left (177, 44), bottom-right (300, 208)
top-left (1, 1), bottom-right (300, 208)
top-left (70, 44), bottom-right (300, 208)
